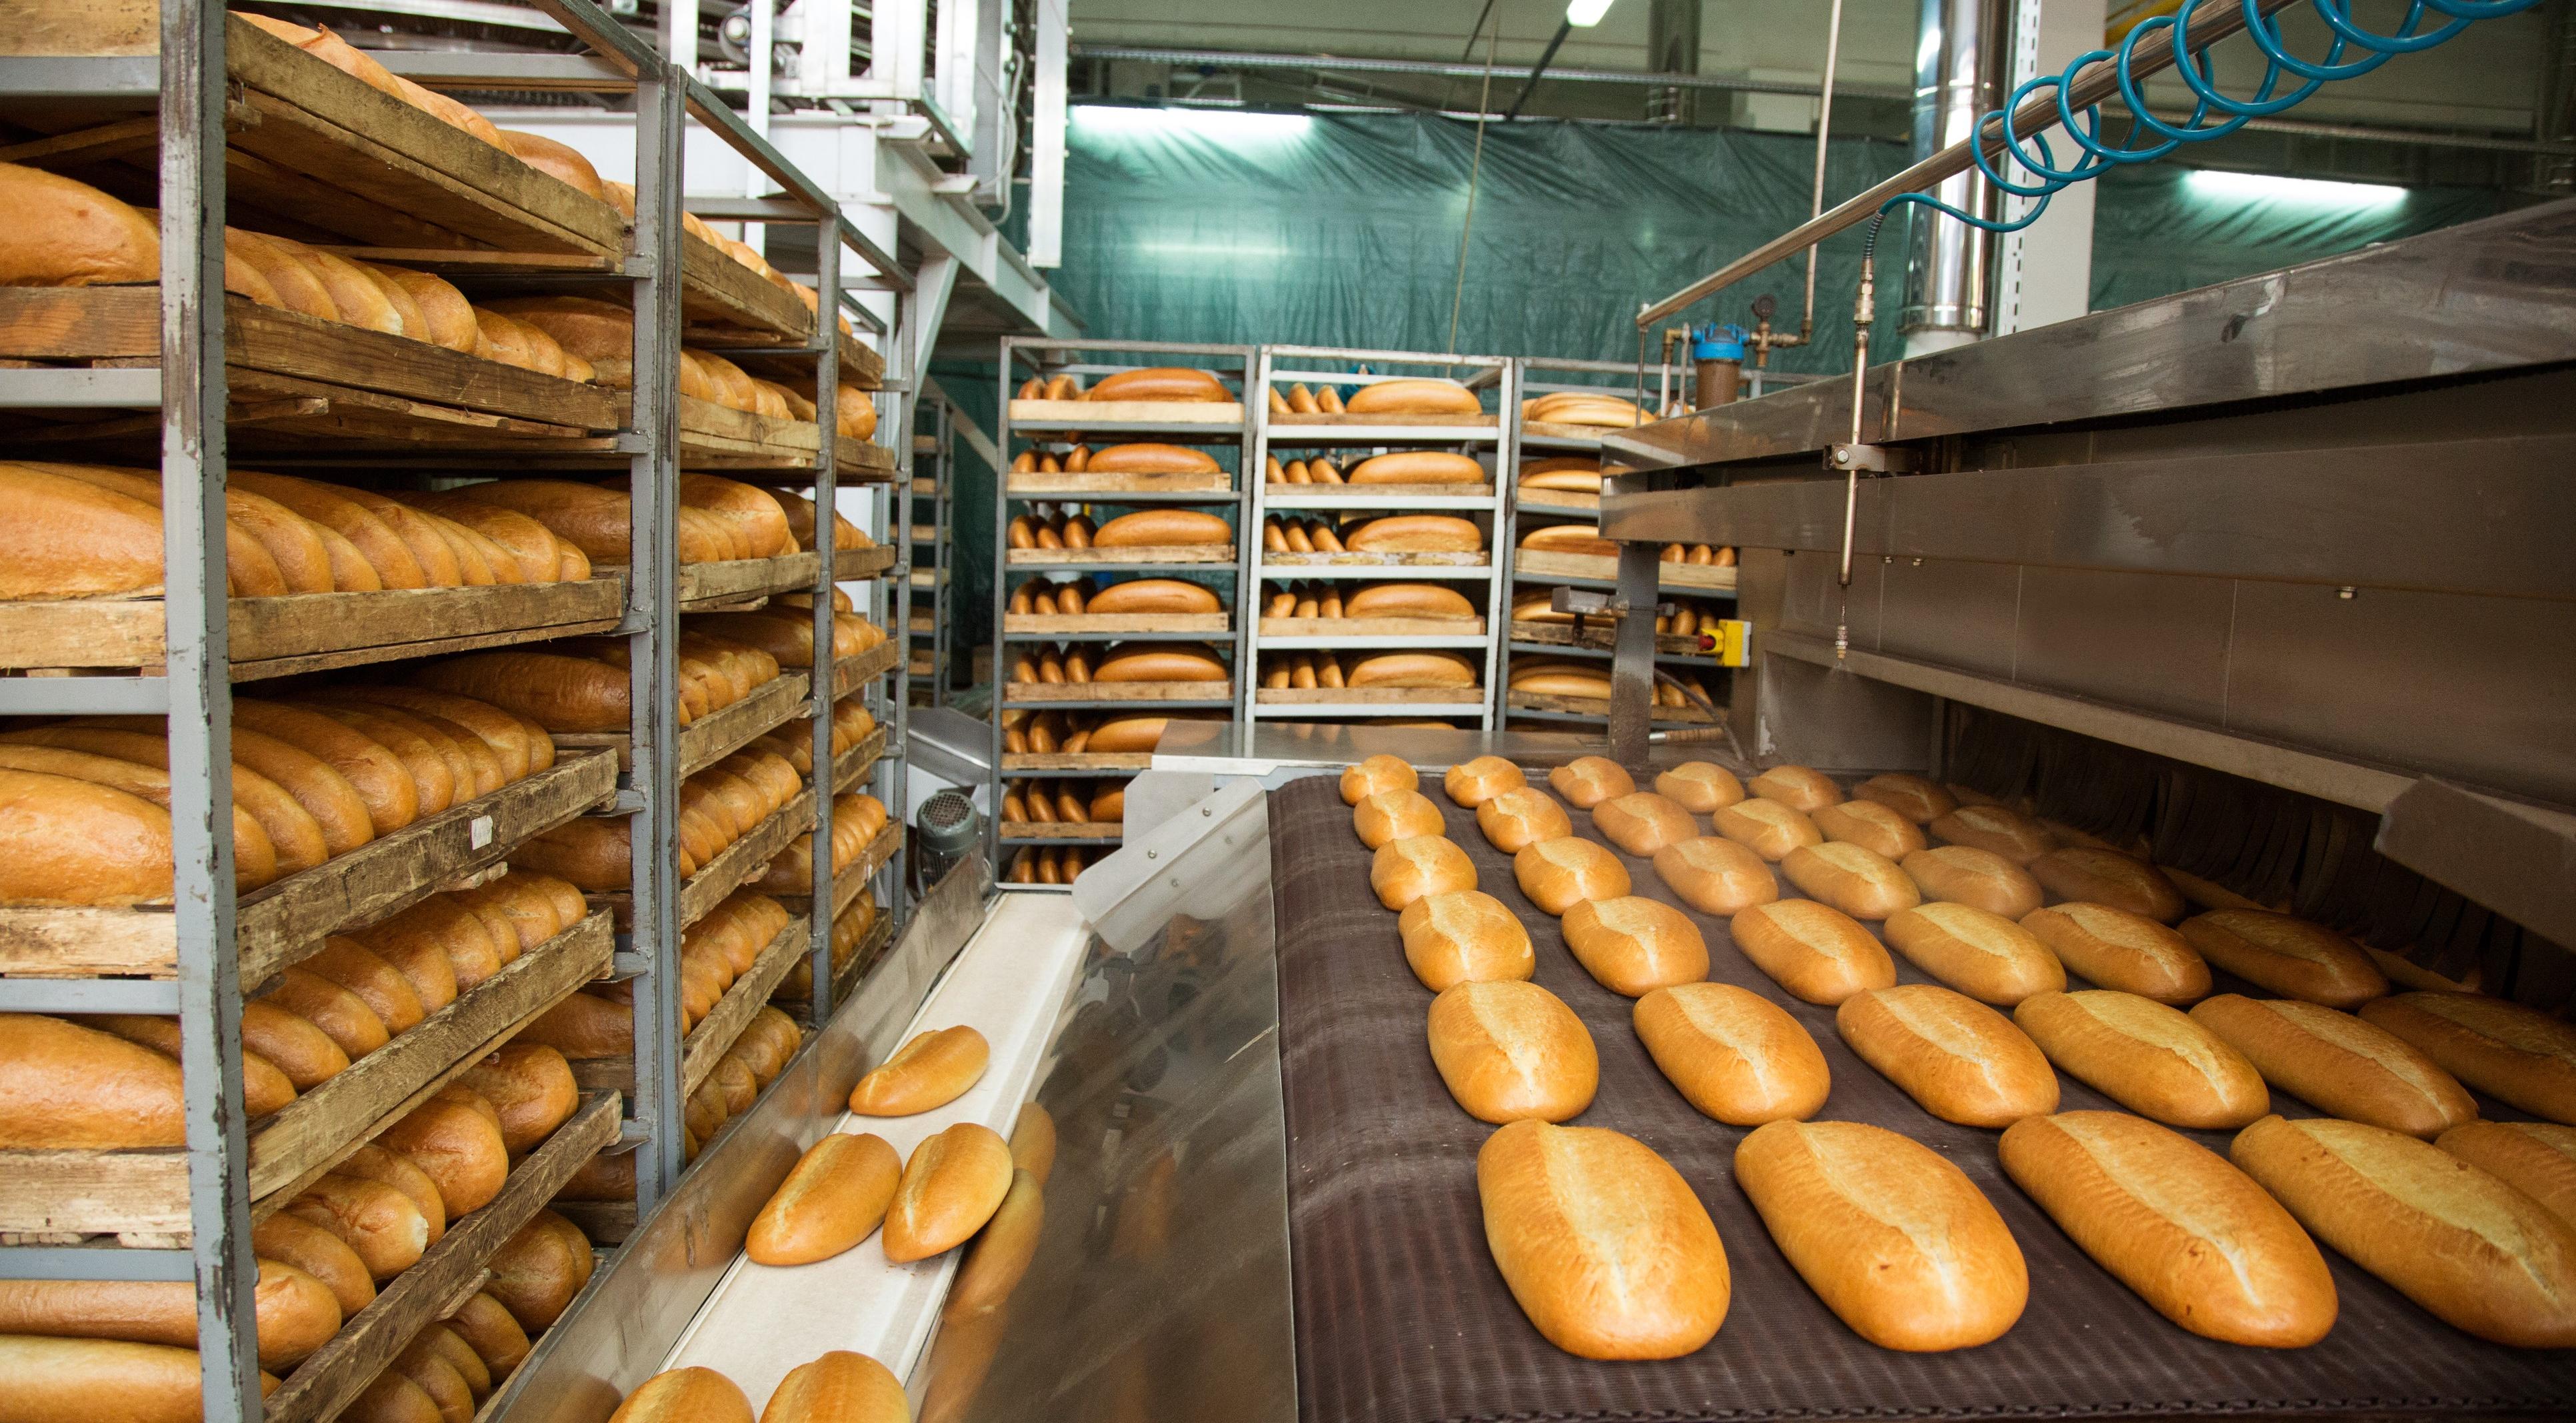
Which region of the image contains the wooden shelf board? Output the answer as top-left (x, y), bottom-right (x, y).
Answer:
top-left (1007, 398), bottom-right (1243, 427)
top-left (1007, 471), bottom-right (1231, 496)
top-left (679, 915), bottom-right (813, 1098)
top-left (1004, 681), bottom-right (1233, 705)
top-left (1257, 687), bottom-right (1483, 706)
top-left (1259, 616), bottom-right (1485, 637)
top-left (1004, 613), bottom-right (1229, 636)
top-left (1005, 545), bottom-right (1235, 567)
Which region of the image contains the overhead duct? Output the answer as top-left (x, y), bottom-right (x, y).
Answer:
top-left (1901, 0), bottom-right (2011, 353)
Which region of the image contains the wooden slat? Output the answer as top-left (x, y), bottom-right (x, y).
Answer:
top-left (679, 916), bottom-right (811, 1097)
top-left (539, 672), bottom-right (809, 774)
top-left (832, 643), bottom-right (899, 699)
top-left (674, 552), bottom-right (821, 608)
top-left (1007, 471), bottom-right (1231, 496)
top-left (257, 1095), bottom-right (621, 1423)
top-left (0, 577), bottom-right (625, 673)
top-left (999, 822), bottom-right (1124, 841)
top-left (1257, 687), bottom-right (1483, 706)
top-left (677, 232), bottom-right (815, 345)
top-left (766, 909), bottom-right (892, 1025)
top-left (1004, 681), bottom-right (1231, 704)
top-left (1265, 482), bottom-right (1495, 499)
top-left (1522, 419), bottom-right (1638, 441)
top-left (1007, 399), bottom-right (1243, 426)
top-left (1259, 615), bottom-right (1485, 637)
top-left (1005, 613), bottom-right (1229, 635)
top-left (0, 907), bottom-right (178, 979)
top-left (1504, 689), bottom-right (1719, 723)
top-left (836, 441), bottom-right (897, 482)
top-left (1264, 551), bottom-right (1487, 567)
top-left (1513, 489), bottom-right (1600, 515)
top-left (0, 1150), bottom-right (187, 1236)
top-left (1509, 619), bottom-right (1718, 657)
top-left (1271, 413), bottom-right (1497, 430)
top-left (1001, 752), bottom-right (1151, 772)
top-left (0, 0), bottom-right (156, 53)
top-left (1006, 545), bottom-right (1235, 567)
top-left (597, 787), bottom-right (818, 932)
top-left (1511, 549), bottom-right (1739, 591)
top-left (835, 545), bottom-right (895, 580)
top-left (832, 726), bottom-right (887, 796)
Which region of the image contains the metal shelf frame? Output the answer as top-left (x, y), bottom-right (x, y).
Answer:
top-left (906, 394), bottom-right (954, 706)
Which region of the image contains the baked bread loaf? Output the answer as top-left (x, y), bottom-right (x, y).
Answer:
top-left (1343, 582), bottom-right (1476, 619)
top-left (1475, 1120), bottom-right (1729, 1359)
top-left (1653, 762), bottom-right (1744, 813)
top-left (1399, 890), bottom-right (1535, 991)
top-left (1086, 578), bottom-right (1221, 615)
top-left (1899, 844), bottom-right (2043, 920)
top-left (1476, 787), bottom-right (1570, 853)
top-left (2357, 991), bottom-right (2576, 1123)
top-left (1339, 753), bottom-right (1416, 804)
top-left (485, 1210), bottom-right (593, 1330)
top-left (1837, 984), bottom-right (2059, 1126)
top-left (1348, 451), bottom-right (1485, 485)
top-left (1523, 391), bottom-right (1648, 428)
top-left (760, 1351), bottom-right (908, 1423)
top-left (1884, 902), bottom-right (2066, 1005)
top-left (1083, 443), bottom-right (1221, 475)
top-left (2014, 990), bottom-right (2269, 1128)
top-left (1929, 804), bottom-right (2055, 864)
top-left (1091, 645), bottom-right (1227, 683)
top-left (848, 1026), bottom-right (988, 1116)
top-left (1345, 377), bottom-right (1481, 415)
top-left (1517, 456), bottom-right (1601, 492)
top-left (1443, 756), bottom-right (1525, 806)
top-left (0, 1258), bottom-right (341, 1368)
top-left (746, 1131), bottom-right (901, 1266)
top-left (1427, 979), bottom-right (1598, 1124)
top-left (1731, 900), bottom-right (1893, 1005)
top-left (1371, 835), bottom-right (1476, 910)
top-left (1650, 836), bottom-right (1778, 916)
top-left (1853, 772), bottom-right (1955, 823)
top-left (949, 1164), bottom-right (1045, 1315)
top-left (1812, 799), bottom-right (1926, 861)
top-left (1546, 756), bottom-right (1633, 808)
top-left (1711, 798), bottom-right (1821, 861)
top-left (1345, 650), bottom-right (1477, 687)
top-left (2029, 848), bottom-right (2186, 923)
top-left (1343, 515), bottom-right (1481, 553)
top-left (2178, 910), bottom-right (2388, 1008)
top-left (1746, 765), bottom-right (1841, 812)
top-left (1092, 509), bottom-right (1231, 547)
top-left (883, 1122), bottom-right (1014, 1263)
top-left (1633, 983), bottom-right (1827, 1124)
top-left (379, 1085), bottom-right (509, 1214)
top-left (1781, 842), bottom-right (1921, 920)
top-left (1354, 788), bottom-right (1445, 848)
top-left (2190, 994), bottom-right (2474, 1137)
top-left (1562, 896), bottom-right (1707, 996)
top-left (2437, 1122), bottom-right (2576, 1226)
top-left (0, 1336), bottom-right (281, 1423)
top-left (1513, 836), bottom-right (1629, 915)
top-left (2233, 1114), bottom-right (2576, 1347)
top-left (1591, 792), bottom-right (1696, 856)
top-left (2019, 902), bottom-right (2209, 1004)
top-left (1518, 525), bottom-right (1617, 559)
top-left (1085, 367), bottom-right (1228, 403)
top-left (1999, 1111), bottom-right (2335, 1346)
top-left (1736, 1118), bottom-right (2026, 1352)
top-left (607, 1367), bottom-right (753, 1423)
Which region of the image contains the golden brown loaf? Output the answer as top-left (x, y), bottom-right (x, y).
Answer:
top-left (1711, 797), bottom-right (1823, 862)
top-left (1884, 902), bottom-right (2067, 1006)
top-left (1811, 798), bottom-right (1927, 862)
top-left (1427, 979), bottom-right (1598, 1123)
top-left (1513, 836), bottom-right (1630, 915)
top-left (1345, 650), bottom-right (1477, 688)
top-left (2231, 1113), bottom-right (2576, 1348)
top-left (1654, 762), bottom-right (1745, 813)
top-left (1345, 377), bottom-right (1483, 415)
top-left (1345, 515), bottom-right (1482, 553)
top-left (946, 1166), bottom-right (1044, 1319)
top-left (1086, 367), bottom-right (1229, 403)
top-left (1354, 788), bottom-right (1445, 848)
top-left (883, 1122), bottom-right (1014, 1264)
top-left (849, 1025), bottom-right (989, 1116)
top-left (0, 768), bottom-right (177, 907)
top-left (746, 1131), bottom-right (901, 1266)
top-left (2019, 902), bottom-right (2209, 1004)
top-left (0, 162), bottom-right (160, 287)
top-left (1518, 525), bottom-right (1617, 559)
top-left (1900, 844), bottom-right (2043, 920)
top-left (1561, 896), bottom-right (1708, 996)
top-left (1731, 900), bottom-right (1893, 1005)
top-left (252, 1213), bottom-right (373, 1318)
top-left (1634, 983), bottom-right (1827, 1124)
top-left (1475, 787), bottom-right (1570, 853)
top-left (1475, 1119), bottom-right (1729, 1359)
top-left (288, 1172), bottom-right (429, 1280)
top-left (1343, 582), bottom-right (1477, 619)
top-left (2014, 990), bottom-right (2269, 1128)
top-left (1591, 791), bottom-right (1697, 856)
top-left (1650, 836), bottom-right (1779, 916)
top-left (442, 1292), bottom-right (529, 1378)
top-left (1443, 755), bottom-right (1525, 806)
top-left (2359, 991), bottom-right (2576, 1125)
top-left (1372, 834), bottom-right (1477, 910)
top-left (1399, 890), bottom-right (1536, 992)
top-left (1348, 451), bottom-right (1487, 485)
top-left (1091, 645), bottom-right (1227, 683)
top-left (381, 1086), bottom-right (509, 1215)
top-left (2191, 994), bottom-right (2475, 1138)
top-left (1781, 842), bottom-right (1922, 921)
top-left (485, 1210), bottom-right (593, 1331)
top-left (1547, 756), bottom-right (1634, 808)
top-left (761, 1351), bottom-right (910, 1423)
top-left (2027, 848), bottom-right (2187, 923)
top-left (2179, 910), bottom-right (2389, 1009)
top-left (1083, 442), bottom-right (1222, 475)
top-left (1005, 1103), bottom-right (1059, 1192)
top-left (1091, 509), bottom-right (1231, 547)
top-left (1929, 804), bottom-right (2055, 865)
top-left (0, 1259), bottom-right (341, 1368)
top-left (2437, 1122), bottom-right (2576, 1228)
top-left (1085, 578), bottom-right (1223, 615)
top-left (1517, 456), bottom-right (1602, 492)
top-left (1339, 752), bottom-right (1416, 804)
top-left (1999, 1111), bottom-right (2335, 1346)
top-left (1745, 765), bottom-right (1841, 813)
top-left (0, 1336), bottom-right (280, 1423)
top-left (1735, 1118), bottom-right (2027, 1351)
top-left (1837, 983), bottom-right (2059, 1126)
top-left (0, 1014), bottom-right (187, 1148)
top-left (1853, 772), bottom-right (1956, 824)
top-left (608, 1367), bottom-right (755, 1423)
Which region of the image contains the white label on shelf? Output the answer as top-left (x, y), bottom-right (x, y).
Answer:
top-left (471, 814), bottom-right (494, 849)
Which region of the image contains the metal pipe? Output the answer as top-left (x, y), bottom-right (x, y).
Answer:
top-left (1801, 0), bottom-right (1843, 343)
top-left (1505, 19), bottom-right (1575, 121)
top-left (1073, 43), bottom-right (1911, 101)
top-left (1903, 0), bottom-right (2008, 344)
top-left (1635, 0), bottom-right (2305, 329)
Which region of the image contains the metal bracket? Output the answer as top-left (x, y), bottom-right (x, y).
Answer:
top-left (1826, 442), bottom-right (1917, 473)
top-left (1550, 587), bottom-right (1674, 620)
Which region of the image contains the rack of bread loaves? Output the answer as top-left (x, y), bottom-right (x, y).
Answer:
top-left (0, 3), bottom-right (915, 1420)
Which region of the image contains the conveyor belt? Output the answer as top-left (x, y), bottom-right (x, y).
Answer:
top-left (1267, 772), bottom-right (2575, 1423)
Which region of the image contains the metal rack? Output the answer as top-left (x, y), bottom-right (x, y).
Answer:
top-left (0, 2), bottom-right (913, 1416)
top-left (1499, 355), bottom-right (1736, 734)
top-left (907, 391), bottom-right (955, 706)
top-left (1245, 346), bottom-right (1513, 730)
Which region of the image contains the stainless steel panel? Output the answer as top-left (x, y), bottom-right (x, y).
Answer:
top-left (1873, 557), bottom-right (2021, 680)
top-left (1607, 198), bottom-right (2576, 471)
top-left (1756, 651), bottom-right (1939, 772)
top-left (2376, 781), bottom-right (2576, 954)
top-left (2010, 568), bottom-right (2235, 727)
top-left (1773, 548), bottom-right (1882, 650)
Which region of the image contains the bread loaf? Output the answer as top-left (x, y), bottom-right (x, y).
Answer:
top-left (1399, 890), bottom-right (1535, 991)
top-left (945, 1166), bottom-right (1045, 1319)
top-left (2232, 1114), bottom-right (2576, 1347)
top-left (1343, 515), bottom-right (1481, 553)
top-left (608, 1368), bottom-right (754, 1423)
top-left (2019, 902), bottom-right (2208, 1004)
top-left (1781, 841), bottom-right (1921, 920)
top-left (847, 1025), bottom-right (988, 1119)
top-left (1083, 442), bottom-right (1222, 475)
top-left (1343, 582), bottom-right (1476, 619)
top-left (1900, 844), bottom-right (2043, 920)
top-left (1354, 788), bottom-right (1445, 848)
top-left (2027, 848), bottom-right (2185, 923)
top-left (2357, 991), bottom-right (2576, 1123)
top-left (1341, 377), bottom-right (1481, 415)
top-left (1341, 650), bottom-right (1476, 689)
top-left (254, 1212), bottom-right (375, 1317)
top-left (0, 1013), bottom-right (189, 1148)
top-left (1929, 804), bottom-right (2055, 864)
top-left (1357, 834), bottom-right (1471, 912)
top-left (457, 1042), bottom-right (578, 1156)
top-left (1736, 1118), bottom-right (2026, 1351)
top-left (1476, 1120), bottom-right (1729, 1358)
top-left (1837, 984), bottom-right (2059, 1126)
top-left (1562, 896), bottom-right (1708, 996)
top-left (1338, 753), bottom-right (1415, 805)
top-left (1884, 902), bottom-right (2066, 1005)
top-left (1091, 646), bottom-right (1226, 683)
top-left (760, 1352), bottom-right (909, 1423)
top-left (2177, 993), bottom-right (2469, 1138)
top-left (1649, 836), bottom-right (1778, 916)
top-left (1087, 578), bottom-right (1221, 615)
top-left (1651, 762), bottom-right (1743, 814)
top-left (1517, 456), bottom-right (1601, 492)
top-left (1443, 755), bottom-right (1524, 806)
top-left (746, 1131), bottom-right (901, 1266)
top-left (1513, 836), bottom-right (1629, 915)
top-left (1628, 982), bottom-right (1827, 1125)
top-left (0, 768), bottom-right (177, 906)
top-left (1519, 525), bottom-right (1617, 559)
top-left (1547, 756), bottom-right (1633, 808)
top-left (262, 966), bottom-right (390, 1058)
top-left (1476, 787), bottom-right (1569, 853)
top-left (1348, 451), bottom-right (1485, 485)
top-left (2437, 1122), bottom-right (2576, 1228)
top-left (485, 1210), bottom-right (592, 1331)
top-left (1853, 772), bottom-right (1955, 823)
top-left (2178, 910), bottom-right (2388, 1008)
top-left (1591, 791), bottom-right (1696, 856)
top-left (0, 1258), bottom-right (341, 1368)
top-left (1085, 367), bottom-right (1227, 403)
top-left (0, 1336), bottom-right (279, 1423)
top-left (1745, 765), bottom-right (1841, 812)
top-left (335, 1144), bottom-right (447, 1247)
top-left (379, 1087), bottom-right (510, 1215)
top-left (1092, 509), bottom-right (1231, 547)
top-left (2015, 990), bottom-right (2268, 1128)
top-left (1999, 1111), bottom-right (2335, 1346)
top-left (289, 1173), bottom-right (429, 1280)
top-left (883, 1122), bottom-right (1014, 1263)
top-left (1710, 797), bottom-right (1821, 862)
top-left (1730, 900), bottom-right (1892, 1004)
top-left (1811, 798), bottom-right (1926, 861)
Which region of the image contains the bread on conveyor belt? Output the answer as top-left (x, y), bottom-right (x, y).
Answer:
top-left (1650, 836), bottom-right (1779, 917)
top-left (1476, 787), bottom-right (1569, 854)
top-left (1562, 896), bottom-right (1707, 996)
top-left (1085, 367), bottom-right (1228, 403)
top-left (2021, 902), bottom-right (2209, 1004)
top-left (1628, 982), bottom-right (1825, 1126)
top-left (1343, 515), bottom-right (1481, 553)
top-left (2357, 990), bottom-right (2576, 1122)
top-left (883, 1122), bottom-right (1015, 1263)
top-left (1883, 901), bottom-right (2066, 1006)
top-left (1782, 842), bottom-right (1921, 921)
top-left (607, 1366), bottom-right (755, 1423)
top-left (1512, 836), bottom-right (1628, 916)
top-left (2177, 910), bottom-right (2389, 1009)
top-left (1428, 979), bottom-right (1597, 1124)
top-left (2188, 993), bottom-right (2472, 1137)
top-left (1443, 754), bottom-right (1523, 807)
top-left (1085, 577), bottom-right (1221, 614)
top-left (1354, 788), bottom-right (1444, 848)
top-left (1641, 764), bottom-right (1735, 816)
top-left (1547, 755), bottom-right (1632, 808)
top-left (1343, 581), bottom-right (1475, 619)
top-left (1811, 798), bottom-right (1926, 862)
top-left (1899, 844), bottom-right (2042, 920)
top-left (1399, 890), bottom-right (1535, 991)
top-left (761, 1350), bottom-right (911, 1423)
top-left (1347, 451), bottom-right (1485, 484)
top-left (1371, 834), bottom-right (1476, 910)
top-left (1837, 983), bottom-right (2059, 1126)
top-left (747, 1131), bottom-right (901, 1266)
top-left (1929, 804), bottom-right (2056, 865)
top-left (2015, 990), bottom-right (2269, 1128)
top-left (2233, 1113), bottom-right (2576, 1347)
top-left (1853, 771), bottom-right (1956, 823)
top-left (1710, 796), bottom-right (1821, 862)
top-left (2001, 1110), bottom-right (2336, 1346)
top-left (948, 1167), bottom-right (1045, 1317)
top-left (1589, 791), bottom-right (1694, 857)
top-left (2027, 846), bottom-right (2187, 923)
top-left (1477, 1119), bottom-right (1728, 1358)
top-left (1091, 509), bottom-right (1231, 547)
top-left (2435, 1121), bottom-right (2576, 1226)
top-left (1745, 765), bottom-right (1841, 812)
top-left (1730, 899), bottom-right (1890, 1005)
top-left (1339, 753), bottom-right (1417, 805)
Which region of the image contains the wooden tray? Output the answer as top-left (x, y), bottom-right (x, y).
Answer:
top-left (1509, 620), bottom-right (1717, 658)
top-left (1522, 419), bottom-right (1642, 441)
top-left (1270, 413), bottom-right (1497, 431)
top-left (589, 783), bottom-right (815, 932)
top-left (832, 642), bottom-right (898, 699)
top-left (837, 545), bottom-right (895, 579)
top-left (1514, 489), bottom-right (1601, 514)
top-left (1004, 681), bottom-right (1232, 705)
top-left (999, 821), bottom-right (1125, 842)
top-left (1257, 687), bottom-right (1484, 706)
top-left (1264, 551), bottom-right (1487, 567)
top-left (1511, 549), bottom-right (1738, 591)
top-left (1006, 545), bottom-right (1235, 567)
top-left (1504, 689), bottom-right (1719, 723)
top-left (1009, 398), bottom-right (1243, 427)
top-left (1001, 751), bottom-right (1153, 773)
top-left (1264, 482), bottom-right (1494, 500)
top-left (549, 672), bottom-right (809, 778)
top-left (833, 724), bottom-right (888, 795)
top-left (1005, 613), bottom-right (1230, 635)
top-left (1259, 616), bottom-right (1485, 637)
top-left (765, 907), bottom-right (893, 1024)
top-left (1008, 470), bottom-right (1231, 496)
top-left (676, 395), bottom-right (897, 480)
top-left (0, 576), bottom-right (621, 679)
top-left (0, 752), bottom-right (617, 984)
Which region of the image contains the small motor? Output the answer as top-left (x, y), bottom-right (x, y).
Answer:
top-left (911, 790), bottom-right (982, 898)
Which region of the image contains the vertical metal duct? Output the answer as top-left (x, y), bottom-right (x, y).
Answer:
top-left (1902, 0), bottom-right (2011, 351)
top-left (1647, 0), bottom-right (1703, 124)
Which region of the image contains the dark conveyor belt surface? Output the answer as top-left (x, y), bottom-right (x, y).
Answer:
top-left (1266, 772), bottom-right (2576, 1423)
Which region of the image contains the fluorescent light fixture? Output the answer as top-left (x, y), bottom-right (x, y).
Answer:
top-left (1133, 239), bottom-right (1291, 259)
top-left (1567, 0), bottom-right (1615, 25)
top-left (2184, 168), bottom-right (2407, 209)
top-left (1071, 105), bottom-right (1313, 143)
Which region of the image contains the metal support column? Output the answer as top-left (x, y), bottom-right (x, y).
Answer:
top-left (1605, 542), bottom-right (1663, 764)
top-left (805, 213), bottom-right (844, 1020)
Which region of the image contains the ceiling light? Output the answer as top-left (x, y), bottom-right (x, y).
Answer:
top-left (1071, 105), bottom-right (1313, 143)
top-left (1567, 0), bottom-right (1615, 26)
top-left (2184, 169), bottom-right (2407, 209)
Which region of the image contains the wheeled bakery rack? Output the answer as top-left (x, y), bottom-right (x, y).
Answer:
top-left (0, 1), bottom-right (916, 1416)
top-left (905, 391), bottom-right (954, 707)
top-left (987, 338), bottom-right (1259, 887)
top-left (1245, 345), bottom-right (1514, 731)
